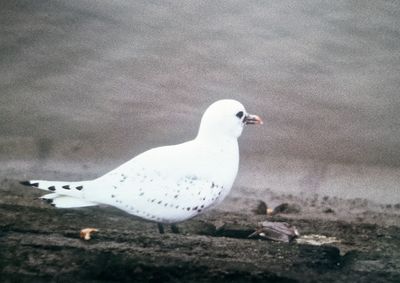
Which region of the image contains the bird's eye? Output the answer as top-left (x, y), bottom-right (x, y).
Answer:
top-left (236, 111), bottom-right (244, 119)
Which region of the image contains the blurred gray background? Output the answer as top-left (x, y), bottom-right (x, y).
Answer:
top-left (1, 0), bottom-right (399, 204)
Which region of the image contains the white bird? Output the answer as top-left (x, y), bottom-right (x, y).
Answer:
top-left (21, 99), bottom-right (262, 231)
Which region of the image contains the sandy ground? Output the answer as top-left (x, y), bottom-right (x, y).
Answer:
top-left (1, 178), bottom-right (400, 282)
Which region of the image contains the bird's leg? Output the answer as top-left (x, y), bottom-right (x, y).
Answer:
top-left (157, 223), bottom-right (165, 234)
top-left (171, 224), bottom-right (180, 234)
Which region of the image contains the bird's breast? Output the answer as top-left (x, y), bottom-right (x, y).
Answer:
top-left (196, 139), bottom-right (239, 188)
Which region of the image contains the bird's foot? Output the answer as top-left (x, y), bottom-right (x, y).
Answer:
top-left (157, 223), bottom-right (179, 234)
top-left (157, 223), bottom-right (165, 234)
top-left (171, 224), bottom-right (180, 234)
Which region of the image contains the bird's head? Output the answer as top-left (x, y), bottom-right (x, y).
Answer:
top-left (197, 99), bottom-right (263, 140)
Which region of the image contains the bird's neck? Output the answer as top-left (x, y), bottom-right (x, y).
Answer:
top-left (195, 131), bottom-right (237, 146)
top-left (193, 132), bottom-right (239, 160)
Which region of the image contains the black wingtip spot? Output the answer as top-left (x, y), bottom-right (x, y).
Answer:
top-left (62, 185), bottom-right (70, 190)
top-left (48, 186), bottom-right (56, 191)
top-left (20, 181), bottom-right (39, 187)
top-left (76, 186), bottom-right (83, 191)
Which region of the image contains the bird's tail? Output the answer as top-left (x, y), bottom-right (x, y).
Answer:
top-left (20, 180), bottom-right (98, 208)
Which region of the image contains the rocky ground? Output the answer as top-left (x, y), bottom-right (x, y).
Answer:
top-left (1, 178), bottom-right (400, 283)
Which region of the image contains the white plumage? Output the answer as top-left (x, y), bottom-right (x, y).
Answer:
top-left (21, 99), bottom-right (262, 224)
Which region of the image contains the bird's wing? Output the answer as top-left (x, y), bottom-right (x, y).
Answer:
top-left (85, 142), bottom-right (226, 218)
top-left (86, 142), bottom-right (200, 200)
top-left (93, 171), bottom-right (223, 223)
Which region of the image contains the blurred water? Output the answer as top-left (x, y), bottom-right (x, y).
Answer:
top-left (1, 0), bottom-right (399, 203)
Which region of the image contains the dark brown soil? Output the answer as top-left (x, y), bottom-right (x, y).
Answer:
top-left (1, 179), bottom-right (400, 283)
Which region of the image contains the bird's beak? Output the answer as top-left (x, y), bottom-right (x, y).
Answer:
top-left (244, 114), bottom-right (263, 125)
